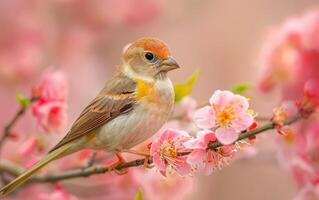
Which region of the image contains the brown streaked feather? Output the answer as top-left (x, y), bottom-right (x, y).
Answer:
top-left (50, 70), bottom-right (137, 152)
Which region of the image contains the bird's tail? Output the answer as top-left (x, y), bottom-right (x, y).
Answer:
top-left (0, 142), bottom-right (73, 196)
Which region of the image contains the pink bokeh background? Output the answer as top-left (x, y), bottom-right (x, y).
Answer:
top-left (1, 0), bottom-right (319, 199)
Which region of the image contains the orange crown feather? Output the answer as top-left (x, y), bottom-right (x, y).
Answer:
top-left (134, 38), bottom-right (171, 59)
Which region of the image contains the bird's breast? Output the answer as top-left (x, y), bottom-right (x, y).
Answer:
top-left (88, 78), bottom-right (174, 151)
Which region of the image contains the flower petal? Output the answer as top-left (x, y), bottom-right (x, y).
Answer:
top-left (204, 151), bottom-right (217, 175)
top-left (183, 130), bottom-right (215, 150)
top-left (153, 153), bottom-right (167, 173)
top-left (232, 113), bottom-right (254, 131)
top-left (215, 127), bottom-right (239, 145)
top-left (186, 150), bottom-right (206, 165)
top-left (194, 106), bottom-right (215, 129)
top-left (210, 90), bottom-right (234, 109)
top-left (232, 94), bottom-right (249, 112)
top-left (175, 157), bottom-right (192, 176)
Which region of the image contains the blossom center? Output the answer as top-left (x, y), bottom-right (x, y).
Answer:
top-left (216, 111), bottom-right (234, 126)
top-left (160, 141), bottom-right (178, 158)
top-left (213, 103), bottom-right (236, 126)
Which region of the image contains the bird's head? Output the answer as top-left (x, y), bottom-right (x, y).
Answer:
top-left (121, 38), bottom-right (180, 81)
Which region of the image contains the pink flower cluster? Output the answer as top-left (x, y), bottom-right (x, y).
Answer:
top-left (31, 71), bottom-right (68, 133)
top-left (150, 128), bottom-right (191, 176)
top-left (195, 90), bottom-right (254, 145)
top-left (0, 0), bottom-right (162, 83)
top-left (258, 9), bottom-right (319, 199)
top-left (258, 9), bottom-right (319, 101)
top-left (151, 90), bottom-right (254, 176)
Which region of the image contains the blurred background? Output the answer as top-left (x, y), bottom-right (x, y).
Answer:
top-left (1, 0), bottom-right (319, 199)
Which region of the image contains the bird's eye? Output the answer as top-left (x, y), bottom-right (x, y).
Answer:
top-left (144, 52), bottom-right (157, 62)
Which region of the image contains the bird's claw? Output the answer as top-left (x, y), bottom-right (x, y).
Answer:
top-left (108, 152), bottom-right (128, 175)
top-left (109, 163), bottom-right (128, 175)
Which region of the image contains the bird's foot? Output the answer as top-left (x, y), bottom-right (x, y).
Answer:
top-left (109, 153), bottom-right (128, 175)
top-left (120, 149), bottom-right (154, 169)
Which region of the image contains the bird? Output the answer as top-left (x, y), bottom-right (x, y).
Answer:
top-left (0, 37), bottom-right (180, 195)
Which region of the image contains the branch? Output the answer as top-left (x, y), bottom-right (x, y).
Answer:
top-left (0, 97), bottom-right (37, 153)
top-left (0, 113), bottom-right (302, 185)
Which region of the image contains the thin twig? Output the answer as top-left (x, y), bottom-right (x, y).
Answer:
top-left (0, 113), bottom-right (302, 185)
top-left (0, 97), bottom-right (37, 153)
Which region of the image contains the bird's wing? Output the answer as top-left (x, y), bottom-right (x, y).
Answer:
top-left (50, 71), bottom-right (137, 152)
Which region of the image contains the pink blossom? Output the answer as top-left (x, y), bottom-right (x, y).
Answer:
top-left (258, 9), bottom-right (319, 101)
top-left (194, 90), bottom-right (254, 145)
top-left (294, 184), bottom-right (319, 200)
top-left (18, 137), bottom-right (38, 156)
top-left (35, 71), bottom-right (67, 102)
top-left (302, 80), bottom-right (319, 112)
top-left (184, 130), bottom-right (231, 175)
top-left (31, 71), bottom-right (67, 133)
top-left (150, 128), bottom-right (192, 176)
top-left (259, 11), bottom-right (319, 197)
top-left (32, 101), bottom-right (67, 133)
top-left (272, 101), bottom-right (298, 125)
top-left (276, 121), bottom-right (319, 193)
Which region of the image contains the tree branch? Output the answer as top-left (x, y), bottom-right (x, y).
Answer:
top-left (0, 113), bottom-right (302, 185)
top-left (0, 97), bottom-right (37, 153)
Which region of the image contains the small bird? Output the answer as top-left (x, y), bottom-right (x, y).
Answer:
top-left (0, 37), bottom-right (180, 195)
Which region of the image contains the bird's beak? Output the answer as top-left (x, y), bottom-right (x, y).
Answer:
top-left (160, 57), bottom-right (180, 72)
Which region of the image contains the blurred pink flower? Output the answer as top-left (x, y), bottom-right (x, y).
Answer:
top-left (258, 9), bottom-right (319, 101)
top-left (194, 90), bottom-right (254, 145)
top-left (18, 137), bottom-right (38, 156)
top-left (276, 121), bottom-right (319, 194)
top-left (121, 0), bottom-right (161, 26)
top-left (272, 101), bottom-right (298, 126)
top-left (134, 168), bottom-right (193, 200)
top-left (31, 71), bottom-right (67, 133)
top-left (294, 184), bottom-right (319, 200)
top-left (34, 71), bottom-right (67, 102)
top-left (150, 128), bottom-right (192, 176)
top-left (0, 8), bottom-right (45, 82)
top-left (184, 130), bottom-right (231, 175)
top-left (180, 96), bottom-right (197, 121)
top-left (35, 185), bottom-right (78, 200)
top-left (302, 80), bottom-right (319, 113)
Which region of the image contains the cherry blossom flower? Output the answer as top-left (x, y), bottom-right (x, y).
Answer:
top-left (258, 9), bottom-right (319, 101)
top-left (194, 90), bottom-right (254, 145)
top-left (184, 130), bottom-right (232, 175)
top-left (272, 101), bottom-right (298, 124)
top-left (31, 71), bottom-right (67, 133)
top-left (150, 128), bottom-right (192, 176)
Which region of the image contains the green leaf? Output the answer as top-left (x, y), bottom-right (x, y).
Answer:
top-left (16, 94), bottom-right (30, 108)
top-left (174, 70), bottom-right (200, 103)
top-left (134, 189), bottom-right (143, 200)
top-left (231, 83), bottom-right (252, 95)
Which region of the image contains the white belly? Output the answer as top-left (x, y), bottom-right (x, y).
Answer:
top-left (85, 78), bottom-right (174, 151)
